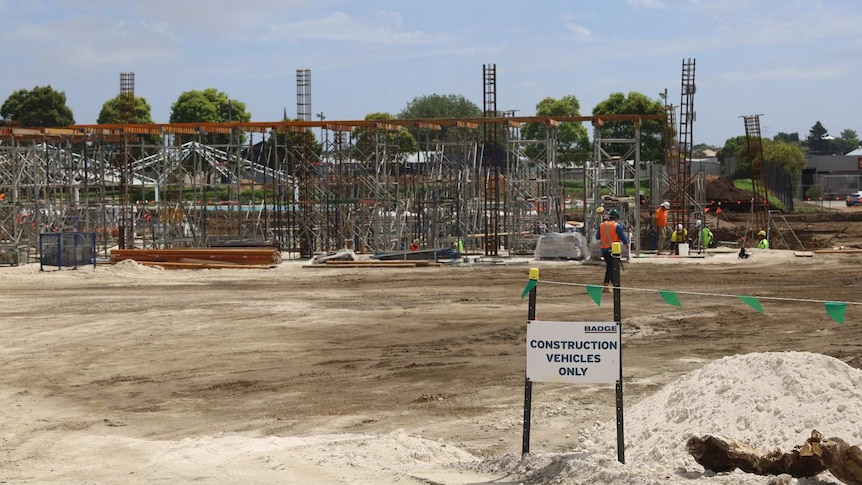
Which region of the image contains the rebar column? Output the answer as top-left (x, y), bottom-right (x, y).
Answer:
top-left (118, 72), bottom-right (135, 249)
top-left (296, 69), bottom-right (311, 122)
top-left (482, 63), bottom-right (500, 256)
top-left (743, 114), bottom-right (769, 233)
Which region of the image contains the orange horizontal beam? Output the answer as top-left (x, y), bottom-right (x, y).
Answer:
top-left (0, 114), bottom-right (664, 138)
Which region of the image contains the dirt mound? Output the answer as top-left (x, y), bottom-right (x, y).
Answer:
top-left (705, 175), bottom-right (752, 203)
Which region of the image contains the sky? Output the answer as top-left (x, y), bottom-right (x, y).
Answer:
top-left (0, 0), bottom-right (859, 147)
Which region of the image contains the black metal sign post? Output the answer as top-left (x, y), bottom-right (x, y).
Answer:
top-left (612, 242), bottom-right (625, 464)
top-left (521, 267), bottom-right (538, 457)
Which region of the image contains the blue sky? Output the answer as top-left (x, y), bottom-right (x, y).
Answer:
top-left (0, 0), bottom-right (859, 146)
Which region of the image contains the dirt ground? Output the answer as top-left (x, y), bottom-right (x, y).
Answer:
top-left (0, 240), bottom-right (861, 482)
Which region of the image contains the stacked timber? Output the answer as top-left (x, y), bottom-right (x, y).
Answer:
top-left (110, 248), bottom-right (281, 269)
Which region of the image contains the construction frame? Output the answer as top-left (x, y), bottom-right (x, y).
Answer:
top-left (0, 114), bottom-right (660, 260)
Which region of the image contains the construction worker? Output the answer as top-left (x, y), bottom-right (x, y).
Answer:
top-left (695, 220), bottom-right (714, 250)
top-left (596, 209), bottom-right (629, 292)
top-left (409, 239), bottom-right (420, 251)
top-left (455, 239), bottom-right (465, 254)
top-left (757, 230), bottom-right (769, 249)
top-left (670, 223), bottom-right (688, 254)
top-left (654, 201), bottom-right (670, 254)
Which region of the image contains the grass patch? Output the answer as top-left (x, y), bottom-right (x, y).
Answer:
top-left (732, 178), bottom-right (788, 211)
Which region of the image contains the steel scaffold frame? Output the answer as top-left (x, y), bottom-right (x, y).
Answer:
top-left (0, 115), bottom-right (656, 259)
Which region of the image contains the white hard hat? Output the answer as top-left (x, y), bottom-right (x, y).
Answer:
top-left (695, 219), bottom-right (702, 226)
top-left (661, 201), bottom-right (670, 209)
top-left (677, 224), bottom-right (683, 231)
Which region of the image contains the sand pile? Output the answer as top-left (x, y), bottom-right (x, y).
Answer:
top-left (105, 258), bottom-right (164, 274)
top-left (472, 351), bottom-right (862, 484)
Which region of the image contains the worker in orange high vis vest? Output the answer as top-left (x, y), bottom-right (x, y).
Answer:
top-left (596, 209), bottom-right (629, 292)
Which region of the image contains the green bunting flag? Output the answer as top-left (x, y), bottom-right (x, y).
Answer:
top-left (659, 290), bottom-right (681, 307)
top-left (825, 301), bottom-right (847, 325)
top-left (585, 285), bottom-right (603, 307)
top-left (737, 295), bottom-right (764, 313)
top-left (520, 279), bottom-right (537, 299)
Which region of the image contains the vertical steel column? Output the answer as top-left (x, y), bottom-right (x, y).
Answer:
top-left (676, 58), bottom-right (696, 229)
top-left (294, 69), bottom-right (315, 256)
top-left (296, 69), bottom-right (312, 122)
top-left (482, 64), bottom-right (500, 256)
top-left (118, 72), bottom-right (135, 249)
top-left (743, 114), bottom-right (769, 234)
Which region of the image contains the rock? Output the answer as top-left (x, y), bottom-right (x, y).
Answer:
top-left (687, 430), bottom-right (862, 484)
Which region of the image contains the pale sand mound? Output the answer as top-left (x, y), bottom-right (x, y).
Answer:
top-left (471, 351), bottom-right (861, 484)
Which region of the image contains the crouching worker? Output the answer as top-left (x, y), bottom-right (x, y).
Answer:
top-left (596, 209), bottom-right (629, 293)
top-left (670, 223), bottom-right (688, 254)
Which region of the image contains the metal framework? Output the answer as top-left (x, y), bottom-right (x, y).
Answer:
top-left (657, 58), bottom-right (704, 244)
top-left (296, 69), bottom-right (312, 122)
top-left (664, 58), bottom-right (700, 229)
top-left (0, 114), bottom-right (658, 260)
top-left (584, 121), bottom-right (643, 258)
top-left (743, 114), bottom-right (769, 234)
top-left (482, 63), bottom-right (501, 256)
top-left (118, 72), bottom-right (135, 249)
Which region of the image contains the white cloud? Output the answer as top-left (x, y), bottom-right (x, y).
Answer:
top-left (262, 10), bottom-right (451, 45)
top-left (74, 0), bottom-right (311, 35)
top-left (718, 65), bottom-right (847, 83)
top-left (626, 0), bottom-right (668, 9)
top-left (7, 15), bottom-right (179, 68)
top-left (564, 22), bottom-right (592, 41)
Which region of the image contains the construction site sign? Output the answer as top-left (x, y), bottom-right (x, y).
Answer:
top-left (526, 321), bottom-right (620, 384)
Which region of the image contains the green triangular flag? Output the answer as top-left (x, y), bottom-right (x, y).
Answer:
top-left (737, 295), bottom-right (764, 313)
top-left (825, 301), bottom-right (847, 324)
top-left (585, 285), bottom-right (603, 307)
top-left (520, 279), bottom-right (537, 299)
top-left (659, 290), bottom-right (681, 307)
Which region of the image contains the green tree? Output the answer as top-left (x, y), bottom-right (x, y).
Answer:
top-left (773, 132), bottom-right (801, 145)
top-left (97, 94), bottom-right (160, 145)
top-left (807, 121), bottom-right (831, 154)
top-left (264, 118), bottom-right (322, 171)
top-left (521, 95), bottom-right (590, 166)
top-left (97, 94), bottom-right (155, 125)
top-left (731, 139), bottom-right (806, 182)
top-left (836, 129), bottom-right (860, 155)
top-left (353, 112), bottom-right (418, 162)
top-left (718, 135), bottom-right (746, 163)
top-left (169, 88), bottom-right (251, 145)
top-left (764, 139), bottom-right (806, 181)
top-left (0, 85), bottom-right (75, 127)
top-left (591, 92), bottom-right (664, 162)
top-left (397, 93), bottom-right (482, 143)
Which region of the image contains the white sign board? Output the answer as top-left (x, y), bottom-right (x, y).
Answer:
top-left (526, 321), bottom-right (620, 384)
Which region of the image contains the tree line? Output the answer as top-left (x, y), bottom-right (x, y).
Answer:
top-left (717, 122), bottom-right (860, 182)
top-left (5, 84), bottom-right (855, 182)
top-left (0, 85), bottom-right (666, 163)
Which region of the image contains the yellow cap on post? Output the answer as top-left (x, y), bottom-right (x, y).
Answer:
top-left (611, 242), bottom-right (621, 255)
top-left (529, 267), bottom-right (539, 281)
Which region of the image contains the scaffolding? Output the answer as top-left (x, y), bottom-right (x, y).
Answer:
top-left (584, 121), bottom-right (643, 258)
top-left (0, 113), bottom-right (660, 260)
top-left (658, 59), bottom-right (704, 241)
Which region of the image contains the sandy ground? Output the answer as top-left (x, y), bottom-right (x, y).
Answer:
top-left (1, 248), bottom-right (861, 483)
